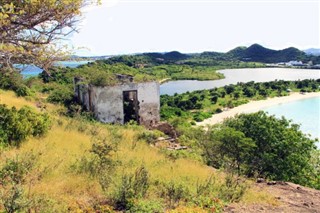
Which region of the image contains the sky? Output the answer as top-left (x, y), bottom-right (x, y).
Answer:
top-left (68, 0), bottom-right (320, 56)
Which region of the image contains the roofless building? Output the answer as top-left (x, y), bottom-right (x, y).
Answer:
top-left (74, 74), bottom-right (160, 127)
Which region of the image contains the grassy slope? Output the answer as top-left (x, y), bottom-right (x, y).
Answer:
top-left (0, 90), bottom-right (277, 212)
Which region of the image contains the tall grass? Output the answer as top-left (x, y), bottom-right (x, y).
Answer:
top-left (0, 91), bottom-right (276, 212)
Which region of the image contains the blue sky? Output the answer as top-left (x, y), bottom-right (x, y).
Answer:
top-left (68, 0), bottom-right (320, 56)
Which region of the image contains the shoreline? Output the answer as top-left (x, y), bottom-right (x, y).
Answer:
top-left (197, 92), bottom-right (320, 126)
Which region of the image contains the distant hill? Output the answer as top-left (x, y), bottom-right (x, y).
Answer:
top-left (225, 44), bottom-right (307, 63)
top-left (304, 48), bottom-right (320, 56)
top-left (99, 44), bottom-right (320, 66)
top-left (100, 51), bottom-right (191, 66)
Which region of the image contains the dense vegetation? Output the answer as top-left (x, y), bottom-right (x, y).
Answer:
top-left (205, 112), bottom-right (317, 187)
top-left (42, 56), bottom-right (263, 88)
top-left (177, 111), bottom-right (319, 190)
top-left (0, 104), bottom-right (51, 147)
top-left (7, 55), bottom-right (264, 108)
top-left (160, 79), bottom-right (320, 123)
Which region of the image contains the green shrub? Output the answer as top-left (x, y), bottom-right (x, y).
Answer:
top-left (215, 108), bottom-right (223, 113)
top-left (0, 105), bottom-right (51, 146)
top-left (221, 111), bottom-right (317, 186)
top-left (15, 85), bottom-right (33, 97)
top-left (218, 175), bottom-right (247, 202)
top-left (114, 166), bottom-right (150, 211)
top-left (0, 68), bottom-right (32, 97)
top-left (0, 69), bottom-right (23, 90)
top-left (193, 111), bottom-right (212, 122)
top-left (47, 85), bottom-right (74, 105)
top-left (161, 182), bottom-right (190, 208)
top-left (129, 199), bottom-right (163, 213)
top-left (160, 106), bottom-right (188, 120)
top-left (137, 130), bottom-right (164, 144)
top-left (0, 153), bottom-right (39, 213)
top-left (72, 134), bottom-right (118, 191)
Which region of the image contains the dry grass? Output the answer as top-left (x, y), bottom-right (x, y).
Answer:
top-left (0, 90), bottom-right (37, 109)
top-left (241, 185), bottom-right (280, 206)
top-left (0, 90), bottom-right (276, 212)
top-left (0, 89), bottom-right (61, 112)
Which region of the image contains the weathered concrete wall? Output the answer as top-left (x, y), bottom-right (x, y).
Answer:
top-left (90, 85), bottom-right (124, 124)
top-left (74, 78), bottom-right (91, 111)
top-left (74, 80), bottom-right (160, 127)
top-left (136, 82), bottom-right (160, 127)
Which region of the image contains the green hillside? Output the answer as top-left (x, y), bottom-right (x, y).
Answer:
top-left (100, 44), bottom-right (320, 66)
top-left (225, 44), bottom-right (307, 63)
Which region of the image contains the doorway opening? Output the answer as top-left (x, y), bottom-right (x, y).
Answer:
top-left (123, 90), bottom-right (139, 123)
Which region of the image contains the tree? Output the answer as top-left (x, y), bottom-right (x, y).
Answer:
top-left (0, 0), bottom-right (98, 72)
top-left (242, 86), bottom-right (256, 97)
top-left (233, 90), bottom-right (240, 99)
top-left (223, 111), bottom-right (316, 184)
top-left (208, 127), bottom-right (255, 175)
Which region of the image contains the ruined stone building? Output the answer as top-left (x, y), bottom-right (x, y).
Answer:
top-left (74, 75), bottom-right (160, 127)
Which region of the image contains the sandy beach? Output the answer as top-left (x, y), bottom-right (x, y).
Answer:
top-left (197, 92), bottom-right (320, 126)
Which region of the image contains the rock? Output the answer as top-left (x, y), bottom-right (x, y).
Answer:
top-left (156, 137), bottom-right (166, 141)
top-left (267, 181), bottom-right (277, 185)
top-left (151, 122), bottom-right (177, 138)
top-left (257, 178), bottom-right (265, 183)
top-left (303, 202), bottom-right (310, 207)
top-left (277, 181), bottom-right (288, 185)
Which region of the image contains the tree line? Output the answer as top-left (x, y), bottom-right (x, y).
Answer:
top-left (160, 79), bottom-right (320, 122)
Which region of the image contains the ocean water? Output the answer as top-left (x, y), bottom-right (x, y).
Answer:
top-left (262, 97), bottom-right (320, 144)
top-left (20, 61), bottom-right (92, 78)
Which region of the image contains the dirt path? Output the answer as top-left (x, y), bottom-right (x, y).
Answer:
top-left (225, 181), bottom-right (320, 213)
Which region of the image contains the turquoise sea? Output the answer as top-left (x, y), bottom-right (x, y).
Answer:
top-left (19, 61), bottom-right (92, 78)
top-left (262, 96), bottom-right (320, 146)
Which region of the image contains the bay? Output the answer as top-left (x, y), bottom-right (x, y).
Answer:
top-left (160, 68), bottom-right (320, 95)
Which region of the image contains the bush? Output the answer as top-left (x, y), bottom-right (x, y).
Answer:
top-left (161, 182), bottom-right (189, 208)
top-left (0, 105), bottom-right (51, 146)
top-left (129, 200), bottom-right (163, 213)
top-left (0, 68), bottom-right (32, 97)
top-left (0, 153), bottom-right (39, 213)
top-left (221, 111), bottom-right (317, 186)
top-left (215, 108), bottom-right (223, 113)
top-left (137, 130), bottom-right (164, 144)
top-left (218, 175), bottom-right (247, 202)
top-left (114, 166), bottom-right (150, 211)
top-left (15, 85), bottom-right (33, 97)
top-left (0, 69), bottom-right (23, 89)
top-left (71, 134), bottom-right (118, 191)
top-left (193, 112), bottom-right (212, 122)
top-left (160, 106), bottom-right (188, 120)
top-left (47, 85), bottom-right (74, 105)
